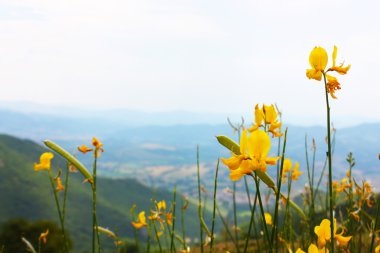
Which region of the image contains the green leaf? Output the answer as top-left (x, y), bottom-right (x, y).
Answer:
top-left (44, 140), bottom-right (93, 182)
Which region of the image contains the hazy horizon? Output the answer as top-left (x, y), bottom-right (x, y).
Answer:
top-left (1, 0), bottom-right (379, 126)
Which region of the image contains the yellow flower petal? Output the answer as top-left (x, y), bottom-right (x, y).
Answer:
top-left (335, 233), bottom-right (351, 247)
top-left (309, 47), bottom-right (328, 71)
top-left (306, 68), bottom-right (323, 81)
top-left (221, 156), bottom-right (243, 171)
top-left (131, 211), bottom-right (147, 229)
top-left (307, 244), bottom-right (318, 253)
top-left (34, 152), bottom-right (54, 171)
top-left (248, 130), bottom-right (270, 159)
top-left (264, 212), bottom-right (272, 225)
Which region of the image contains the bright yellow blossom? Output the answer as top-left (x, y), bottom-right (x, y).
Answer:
top-left (222, 130), bottom-right (280, 181)
top-left (78, 145), bottom-right (93, 154)
top-left (306, 46), bottom-right (350, 99)
top-left (131, 211), bottom-right (147, 229)
top-left (248, 104), bottom-right (264, 132)
top-left (295, 244), bottom-right (329, 253)
top-left (375, 244), bottom-right (380, 253)
top-left (92, 137), bottom-right (104, 157)
top-left (39, 229), bottom-right (49, 244)
top-left (34, 152), bottom-right (54, 171)
top-left (291, 162), bottom-right (302, 181)
top-left (314, 219), bottom-right (331, 247)
top-left (328, 46), bottom-right (351, 74)
top-left (264, 212), bottom-right (272, 225)
top-left (314, 219), bottom-right (351, 248)
top-left (306, 47), bottom-right (328, 81)
top-left (248, 104), bottom-right (282, 137)
top-left (54, 176), bottom-right (65, 191)
top-left (282, 158), bottom-right (302, 182)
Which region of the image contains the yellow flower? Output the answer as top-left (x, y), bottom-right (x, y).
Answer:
top-left (375, 244), bottom-right (380, 253)
top-left (306, 47), bottom-right (328, 81)
top-left (335, 231), bottom-right (352, 247)
top-left (34, 152), bottom-right (54, 171)
top-left (308, 244), bottom-right (328, 253)
top-left (282, 158), bottom-right (302, 182)
top-left (77, 145), bottom-right (93, 154)
top-left (157, 200), bottom-right (166, 212)
top-left (131, 211), bottom-right (147, 229)
top-left (263, 104), bottom-right (283, 137)
top-left (39, 229), bottom-right (49, 244)
top-left (295, 248), bottom-right (306, 253)
top-left (264, 212), bottom-right (272, 225)
top-left (325, 74), bottom-right (341, 99)
top-left (314, 219), bottom-right (351, 248)
top-left (248, 104), bottom-right (264, 132)
top-left (328, 46), bottom-right (351, 74)
top-left (291, 162), bottom-right (302, 181)
top-left (306, 46), bottom-right (350, 99)
top-left (92, 137), bottom-right (104, 157)
top-left (222, 130), bottom-right (280, 181)
top-left (314, 219), bottom-right (331, 247)
top-left (248, 104), bottom-right (282, 137)
top-left (54, 176), bottom-right (65, 191)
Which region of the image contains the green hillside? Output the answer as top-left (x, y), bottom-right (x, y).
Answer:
top-left (0, 134), bottom-right (209, 252)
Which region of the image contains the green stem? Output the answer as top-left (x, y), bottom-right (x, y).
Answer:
top-left (170, 186), bottom-right (177, 253)
top-left (216, 204), bottom-right (238, 249)
top-left (62, 164), bottom-right (70, 221)
top-left (271, 128), bottom-right (288, 251)
top-left (370, 194), bottom-right (380, 252)
top-left (210, 159), bottom-right (220, 252)
top-left (152, 221), bottom-right (163, 253)
top-left (305, 136), bottom-right (315, 240)
top-left (244, 186), bottom-right (258, 253)
top-left (323, 73), bottom-right (334, 253)
top-left (47, 171), bottom-right (70, 253)
top-left (38, 239), bottom-right (41, 253)
top-left (252, 173), bottom-right (273, 253)
top-left (233, 181), bottom-right (240, 253)
top-left (92, 154), bottom-right (101, 253)
top-left (181, 197), bottom-right (187, 251)
top-left (196, 145), bottom-right (204, 253)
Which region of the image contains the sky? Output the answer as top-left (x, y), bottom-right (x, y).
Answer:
top-left (0, 0), bottom-right (379, 126)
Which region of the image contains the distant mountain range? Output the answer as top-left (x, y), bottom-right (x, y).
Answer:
top-left (0, 107), bottom-right (379, 200)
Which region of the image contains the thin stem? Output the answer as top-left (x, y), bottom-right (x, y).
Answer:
top-left (62, 164), bottom-right (70, 221)
top-left (196, 145), bottom-right (204, 253)
top-left (370, 193), bottom-right (380, 252)
top-left (181, 197), bottom-right (187, 251)
top-left (323, 72), bottom-right (334, 253)
top-left (244, 177), bottom-right (252, 211)
top-left (233, 182), bottom-right (240, 253)
top-left (170, 186), bottom-right (177, 253)
top-left (216, 204), bottom-right (238, 249)
top-left (244, 186), bottom-right (258, 253)
top-left (38, 239), bottom-right (42, 253)
top-left (92, 154), bottom-right (101, 253)
top-left (271, 128), bottom-right (288, 252)
top-left (305, 136), bottom-right (315, 239)
top-left (210, 159), bottom-right (220, 252)
top-left (152, 221), bottom-right (163, 253)
top-left (252, 173), bottom-right (273, 253)
top-left (47, 171), bottom-right (70, 253)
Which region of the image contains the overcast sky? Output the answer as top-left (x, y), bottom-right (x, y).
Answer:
top-left (0, 0), bottom-right (379, 126)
